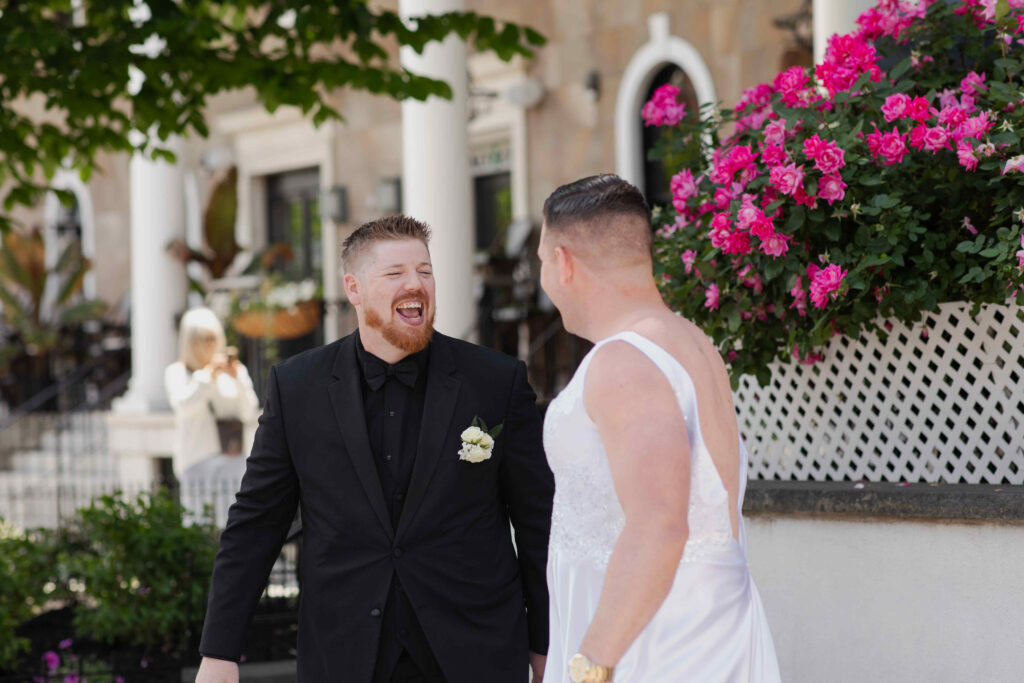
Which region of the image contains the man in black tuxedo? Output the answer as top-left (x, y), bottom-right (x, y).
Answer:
top-left (195, 215), bottom-right (554, 682)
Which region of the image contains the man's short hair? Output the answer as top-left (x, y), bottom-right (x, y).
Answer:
top-left (541, 174), bottom-right (653, 264)
top-left (342, 215), bottom-right (432, 274)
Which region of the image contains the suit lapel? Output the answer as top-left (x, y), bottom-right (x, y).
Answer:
top-left (327, 333), bottom-right (394, 540)
top-left (396, 334), bottom-right (461, 541)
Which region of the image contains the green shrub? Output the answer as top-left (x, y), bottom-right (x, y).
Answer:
top-left (68, 489), bottom-right (218, 651)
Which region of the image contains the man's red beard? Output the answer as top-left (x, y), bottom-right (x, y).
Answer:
top-left (363, 294), bottom-right (435, 354)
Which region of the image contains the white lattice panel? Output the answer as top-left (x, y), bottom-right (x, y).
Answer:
top-left (735, 303), bottom-right (1024, 484)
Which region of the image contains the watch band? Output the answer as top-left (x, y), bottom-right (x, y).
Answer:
top-left (568, 653), bottom-right (614, 682)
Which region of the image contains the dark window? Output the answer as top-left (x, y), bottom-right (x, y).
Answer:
top-left (641, 64), bottom-right (699, 208)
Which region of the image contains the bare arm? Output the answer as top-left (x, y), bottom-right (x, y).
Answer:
top-left (578, 341), bottom-right (692, 667)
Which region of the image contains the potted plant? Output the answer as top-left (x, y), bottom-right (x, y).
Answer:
top-left (0, 227), bottom-right (107, 407)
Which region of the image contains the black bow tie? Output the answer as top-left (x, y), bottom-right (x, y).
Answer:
top-left (363, 357), bottom-right (418, 391)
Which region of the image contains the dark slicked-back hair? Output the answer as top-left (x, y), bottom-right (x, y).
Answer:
top-left (542, 174), bottom-right (653, 263)
top-left (342, 214), bottom-right (432, 274)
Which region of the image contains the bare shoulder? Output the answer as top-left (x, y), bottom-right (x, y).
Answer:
top-left (583, 337), bottom-right (676, 423)
top-left (634, 315), bottom-right (730, 393)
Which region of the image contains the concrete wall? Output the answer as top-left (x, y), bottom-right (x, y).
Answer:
top-left (746, 515), bottom-right (1024, 683)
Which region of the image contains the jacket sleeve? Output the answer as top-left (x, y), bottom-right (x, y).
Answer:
top-left (199, 364), bottom-right (300, 660)
top-left (499, 360), bottom-right (555, 655)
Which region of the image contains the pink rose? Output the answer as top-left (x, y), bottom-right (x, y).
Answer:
top-left (763, 119), bottom-right (789, 147)
top-left (922, 126), bottom-right (951, 153)
top-left (789, 277), bottom-right (807, 315)
top-left (760, 232), bottom-right (791, 258)
top-left (937, 88), bottom-right (961, 110)
top-left (809, 264), bottom-right (848, 309)
top-left (708, 213), bottom-right (732, 248)
top-left (1016, 234), bottom-right (1024, 270)
top-left (736, 204), bottom-right (761, 230)
top-left (906, 96), bottom-right (936, 123)
top-left (881, 93), bottom-right (911, 122)
top-left (957, 140), bottom-right (978, 171)
top-left (680, 249), bottom-right (697, 274)
top-left (818, 174), bottom-right (847, 205)
top-left (671, 169), bottom-right (698, 211)
top-left (813, 142), bottom-right (846, 174)
top-left (642, 84), bottom-right (686, 127)
top-left (761, 144), bottom-right (788, 167)
top-left (961, 71), bottom-right (988, 96)
top-left (704, 283), bottom-right (721, 311)
top-left (722, 230), bottom-right (752, 255)
top-left (749, 213), bottom-right (776, 239)
top-left (769, 162), bottom-right (805, 196)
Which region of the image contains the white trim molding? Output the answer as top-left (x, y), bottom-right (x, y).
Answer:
top-left (614, 12), bottom-right (716, 189)
top-left (43, 169), bottom-right (97, 301)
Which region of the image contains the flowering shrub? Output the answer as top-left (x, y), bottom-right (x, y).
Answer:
top-left (649, 0), bottom-right (1024, 385)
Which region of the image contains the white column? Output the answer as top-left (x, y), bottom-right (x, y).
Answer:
top-left (114, 136), bottom-right (187, 413)
top-left (400, 0), bottom-right (476, 340)
top-left (813, 0), bottom-right (877, 65)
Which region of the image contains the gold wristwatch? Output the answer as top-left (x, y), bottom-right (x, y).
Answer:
top-left (568, 653), bottom-right (614, 682)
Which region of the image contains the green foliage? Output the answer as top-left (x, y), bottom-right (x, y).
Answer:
top-left (0, 523), bottom-right (52, 670)
top-left (650, 1), bottom-right (1024, 386)
top-left (67, 489), bottom-right (218, 650)
top-left (0, 1), bottom-right (546, 231)
top-left (0, 226), bottom-right (107, 356)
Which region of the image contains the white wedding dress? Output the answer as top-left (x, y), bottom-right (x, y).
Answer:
top-left (543, 331), bottom-right (780, 682)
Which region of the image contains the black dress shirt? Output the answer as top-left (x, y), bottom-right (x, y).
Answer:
top-left (355, 334), bottom-right (444, 683)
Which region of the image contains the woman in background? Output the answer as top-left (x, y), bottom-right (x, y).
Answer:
top-left (165, 307), bottom-right (259, 526)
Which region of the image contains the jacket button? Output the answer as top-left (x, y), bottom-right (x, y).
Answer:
top-left (393, 547), bottom-right (403, 558)
top-left (370, 608), bottom-right (382, 617)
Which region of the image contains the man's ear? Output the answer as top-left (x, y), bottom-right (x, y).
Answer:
top-left (343, 272), bottom-right (361, 306)
top-left (555, 245), bottom-right (574, 286)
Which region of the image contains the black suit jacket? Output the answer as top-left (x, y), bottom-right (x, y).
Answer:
top-left (200, 331), bottom-right (555, 682)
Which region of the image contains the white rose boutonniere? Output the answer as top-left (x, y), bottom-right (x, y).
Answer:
top-left (459, 417), bottom-right (503, 463)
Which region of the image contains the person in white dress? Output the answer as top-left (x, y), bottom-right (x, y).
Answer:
top-left (537, 175), bottom-right (780, 683)
top-left (165, 307), bottom-right (259, 526)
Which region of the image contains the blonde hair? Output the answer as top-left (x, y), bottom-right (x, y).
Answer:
top-left (178, 307), bottom-right (226, 371)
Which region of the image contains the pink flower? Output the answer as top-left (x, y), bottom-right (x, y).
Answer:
top-left (962, 216), bottom-right (978, 235)
top-left (921, 126), bottom-right (951, 153)
top-left (1017, 15), bottom-right (1024, 34)
top-left (763, 119), bottom-right (789, 147)
top-left (909, 124), bottom-right (929, 151)
top-left (803, 135), bottom-right (846, 174)
top-left (958, 112), bottom-right (994, 141)
top-left (59, 639), bottom-right (73, 650)
top-left (760, 232), bottom-right (791, 258)
top-left (881, 93), bottom-right (911, 122)
top-left (809, 264), bottom-right (848, 309)
top-left (773, 66), bottom-right (816, 107)
top-left (749, 212), bottom-right (776, 239)
top-left (878, 127), bottom-right (909, 165)
top-left (957, 140), bottom-right (979, 171)
top-left (1003, 155), bottom-right (1024, 174)
top-left (816, 32), bottom-right (884, 97)
top-left (43, 652), bottom-right (60, 672)
top-left (680, 249), bottom-right (697, 274)
top-left (769, 162), bottom-right (805, 196)
top-left (671, 169), bottom-right (698, 212)
top-left (1016, 234), bottom-right (1024, 270)
top-left (938, 88), bottom-right (961, 110)
top-left (708, 213), bottom-right (732, 248)
top-left (789, 277), bottom-right (807, 315)
top-left (794, 186), bottom-right (818, 208)
top-left (961, 71), bottom-right (988, 97)
top-left (906, 96), bottom-right (936, 123)
top-left (704, 283), bottom-right (721, 311)
top-left (722, 230), bottom-right (752, 255)
top-left (938, 105), bottom-right (968, 130)
top-left (818, 174), bottom-right (847, 205)
top-left (736, 204), bottom-right (760, 230)
top-left (761, 144), bottom-right (788, 167)
top-left (642, 84), bottom-right (686, 127)
top-left (792, 346), bottom-right (823, 365)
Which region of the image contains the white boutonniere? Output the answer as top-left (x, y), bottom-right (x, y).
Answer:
top-left (459, 417), bottom-right (503, 463)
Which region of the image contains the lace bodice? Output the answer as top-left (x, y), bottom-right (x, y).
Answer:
top-left (543, 331), bottom-right (739, 568)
